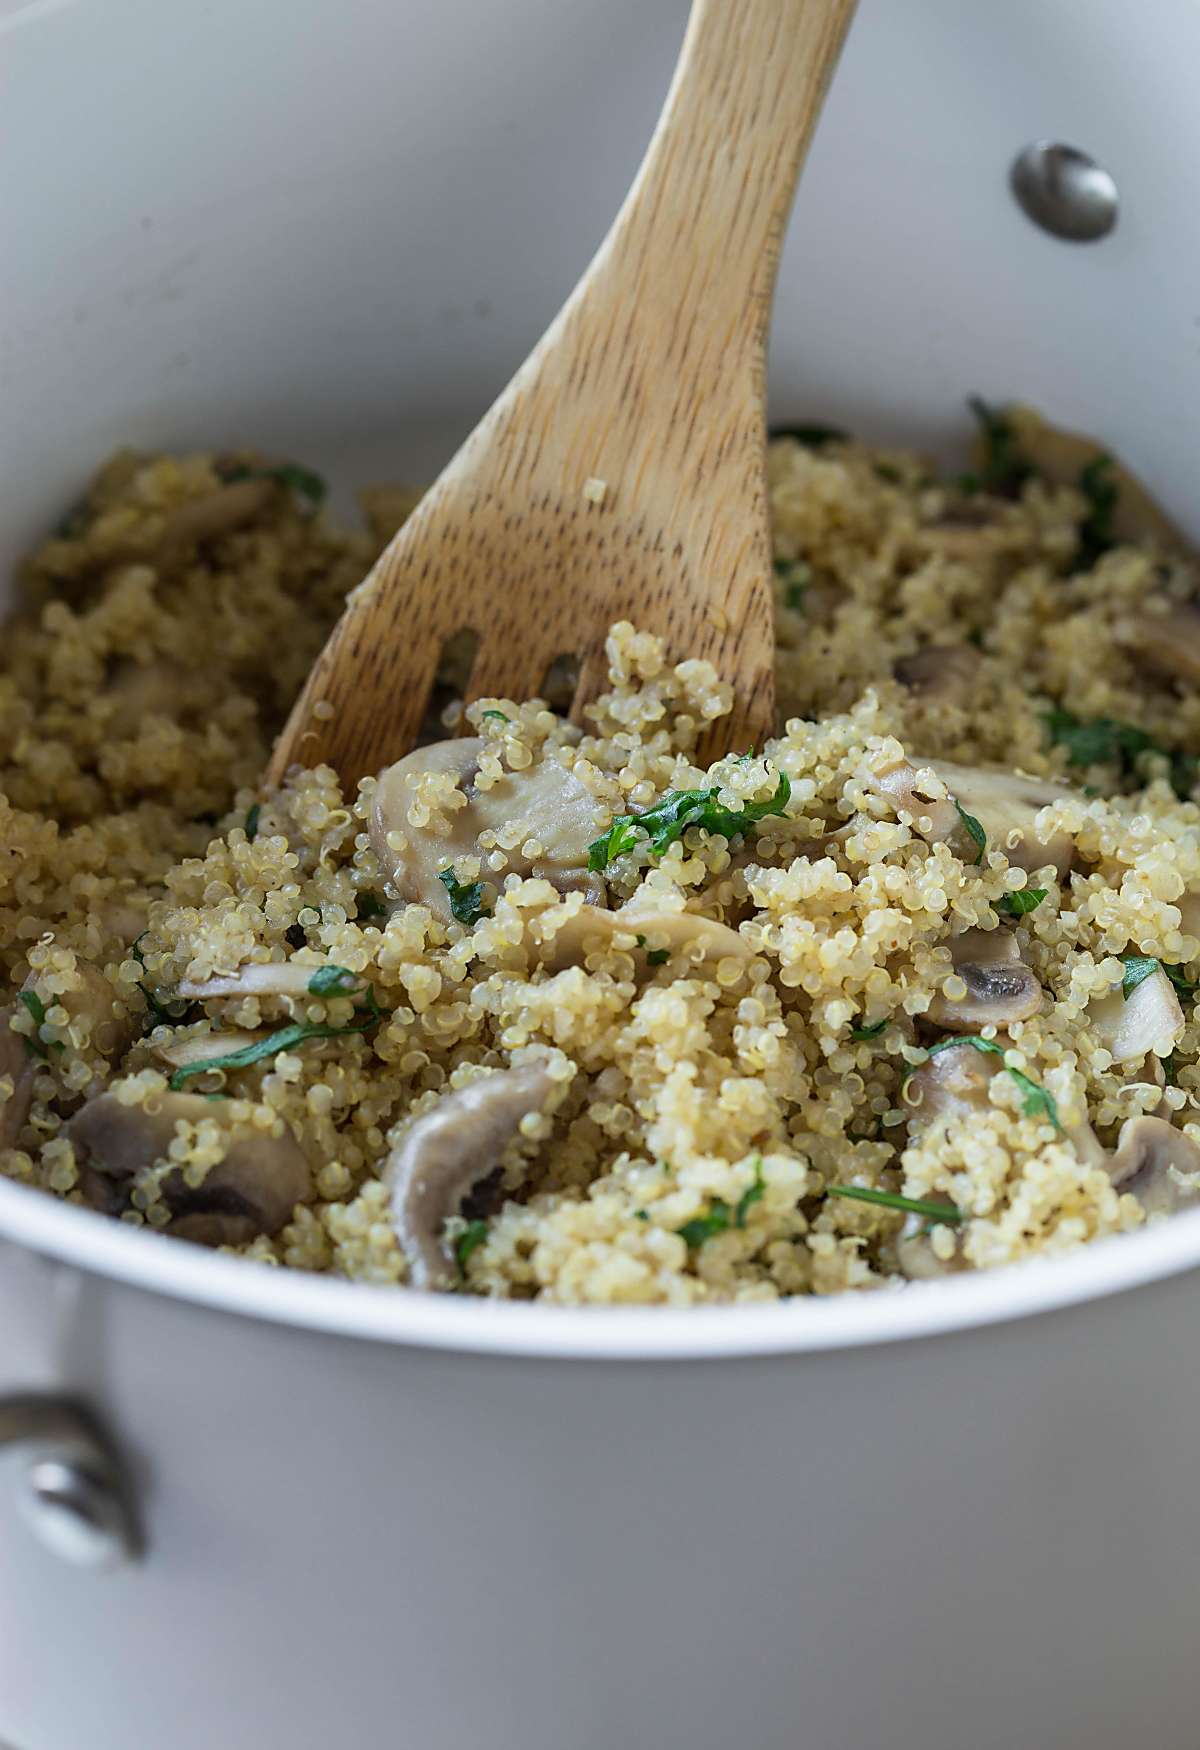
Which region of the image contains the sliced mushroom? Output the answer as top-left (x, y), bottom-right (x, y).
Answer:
top-left (371, 738), bottom-right (606, 921)
top-left (1107, 1116), bottom-right (1200, 1218)
top-left (0, 1009), bottom-right (34, 1150)
top-left (893, 644), bottom-right (982, 701)
top-left (903, 1041), bottom-right (1001, 1129)
top-left (987, 406), bottom-right (1184, 550)
top-left (69, 1091), bottom-right (311, 1246)
top-left (870, 758), bottom-right (1076, 877)
top-left (1119, 602), bottom-right (1200, 686)
top-left (21, 961), bottom-right (136, 1065)
top-left (894, 1207), bottom-right (968, 1281)
top-left (152, 1029), bottom-right (266, 1071)
top-left (386, 1062), bottom-right (557, 1290)
top-left (157, 477), bottom-right (276, 552)
top-left (925, 928), bottom-right (1043, 1031)
top-left (177, 962), bottom-right (360, 1002)
top-left (533, 904), bottom-right (751, 975)
top-left (1088, 966), bottom-right (1184, 1065)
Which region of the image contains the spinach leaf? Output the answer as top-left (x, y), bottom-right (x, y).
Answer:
top-left (1077, 454), bottom-right (1117, 568)
top-left (997, 888), bottom-right (1047, 918)
top-left (588, 771), bottom-right (791, 871)
top-left (966, 395), bottom-right (1033, 497)
top-left (456, 1220), bottom-right (490, 1270)
top-left (307, 965), bottom-right (360, 997)
top-left (437, 868), bottom-right (491, 926)
top-left (953, 800), bottom-right (986, 864)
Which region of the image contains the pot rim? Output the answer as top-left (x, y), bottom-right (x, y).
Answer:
top-left (1, 1174), bottom-right (1198, 1358)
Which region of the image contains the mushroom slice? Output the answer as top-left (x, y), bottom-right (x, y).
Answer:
top-left (894, 1207), bottom-right (968, 1281)
top-left (177, 962), bottom-right (360, 1002)
top-left (903, 1041), bottom-right (1001, 1129)
top-left (534, 904), bottom-right (751, 975)
top-left (925, 928), bottom-right (1043, 1031)
top-left (1088, 966), bottom-right (1184, 1065)
top-left (21, 961), bottom-right (135, 1064)
top-left (987, 406), bottom-right (1185, 550)
top-left (1107, 1116), bottom-right (1200, 1218)
top-left (0, 1009), bottom-right (34, 1149)
top-left (893, 644), bottom-right (982, 701)
top-left (157, 477), bottom-right (276, 552)
top-left (1119, 602), bottom-right (1200, 686)
top-left (874, 758), bottom-right (1075, 878)
top-left (371, 738), bottom-right (606, 920)
top-left (387, 1062), bottom-right (557, 1290)
top-left (69, 1091), bottom-right (310, 1246)
top-left (153, 1029), bottom-right (266, 1071)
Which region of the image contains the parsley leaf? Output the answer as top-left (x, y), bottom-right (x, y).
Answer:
top-left (588, 770), bottom-right (791, 871)
top-left (997, 888), bottom-right (1047, 918)
top-left (1042, 707), bottom-right (1196, 800)
top-left (768, 423), bottom-right (848, 448)
top-left (17, 990), bottom-right (64, 1061)
top-left (1120, 954), bottom-right (1195, 1004)
top-left (1121, 955), bottom-right (1159, 1000)
top-left (307, 965), bottom-right (360, 997)
top-left (774, 557), bottom-right (810, 610)
top-left (953, 799), bottom-right (987, 864)
top-left (678, 1160), bottom-right (766, 1249)
top-left (219, 460), bottom-right (326, 510)
top-left (967, 395), bottom-right (1034, 497)
top-left (437, 868), bottom-right (491, 926)
top-left (850, 1018), bottom-right (888, 1041)
top-left (1077, 454), bottom-right (1117, 568)
top-left (481, 710), bottom-right (511, 723)
top-left (244, 803), bottom-right (261, 842)
top-left (825, 1185), bottom-right (963, 1224)
top-left (455, 1220), bottom-right (490, 1271)
top-left (734, 1157), bottom-right (767, 1227)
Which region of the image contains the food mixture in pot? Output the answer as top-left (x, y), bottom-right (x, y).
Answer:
top-left (3, 404), bottom-right (1199, 1302)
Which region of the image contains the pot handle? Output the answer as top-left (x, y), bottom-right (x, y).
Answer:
top-left (0, 1393), bottom-right (141, 1571)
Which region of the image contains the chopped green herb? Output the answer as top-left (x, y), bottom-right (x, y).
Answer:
top-left (966, 395), bottom-right (1034, 497)
top-left (953, 799), bottom-right (986, 864)
top-left (774, 557), bottom-right (810, 611)
top-left (244, 803), bottom-right (261, 842)
top-left (997, 888), bottom-right (1047, 918)
top-left (17, 990), bottom-right (64, 1061)
top-left (634, 1209), bottom-right (650, 1222)
top-left (1121, 955), bottom-right (1160, 1000)
top-left (1120, 954), bottom-right (1195, 1004)
top-left (921, 1034), bottom-right (1061, 1130)
top-left (734, 1157), bottom-right (766, 1227)
top-left (455, 1220), bottom-right (490, 1270)
top-left (646, 948), bottom-right (670, 967)
top-left (850, 1019), bottom-right (888, 1041)
top-left (168, 1005), bottom-right (382, 1090)
top-left (437, 868), bottom-right (491, 926)
top-left (220, 460), bottom-right (326, 509)
top-left (130, 933), bottom-right (196, 1031)
top-left (307, 965), bottom-right (360, 997)
top-left (768, 423), bottom-right (847, 448)
top-left (678, 1162), bottom-right (765, 1248)
top-left (481, 709), bottom-right (511, 723)
top-left (356, 891), bottom-right (386, 921)
top-left (1077, 454), bottom-right (1117, 568)
top-left (826, 1185), bottom-right (964, 1224)
top-left (588, 770), bottom-right (791, 871)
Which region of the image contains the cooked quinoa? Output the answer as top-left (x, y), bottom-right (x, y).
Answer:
top-left (3, 410), bottom-right (1200, 1303)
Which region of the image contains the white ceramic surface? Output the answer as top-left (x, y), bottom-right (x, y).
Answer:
top-left (2, 1), bottom-right (1200, 1747)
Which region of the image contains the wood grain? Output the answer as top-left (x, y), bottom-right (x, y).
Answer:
top-left (267, 0), bottom-right (858, 789)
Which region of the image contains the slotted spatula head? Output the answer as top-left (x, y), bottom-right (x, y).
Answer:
top-left (267, 0), bottom-right (857, 791)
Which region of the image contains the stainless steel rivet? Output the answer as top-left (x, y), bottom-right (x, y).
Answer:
top-left (0, 1394), bottom-right (141, 1571)
top-left (1009, 141), bottom-right (1119, 242)
top-left (20, 1457), bottom-right (132, 1571)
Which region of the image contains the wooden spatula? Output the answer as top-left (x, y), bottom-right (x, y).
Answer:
top-left (268, 0), bottom-right (857, 789)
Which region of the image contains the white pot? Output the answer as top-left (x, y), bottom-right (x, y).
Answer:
top-left (2, 2), bottom-right (1199, 1747)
